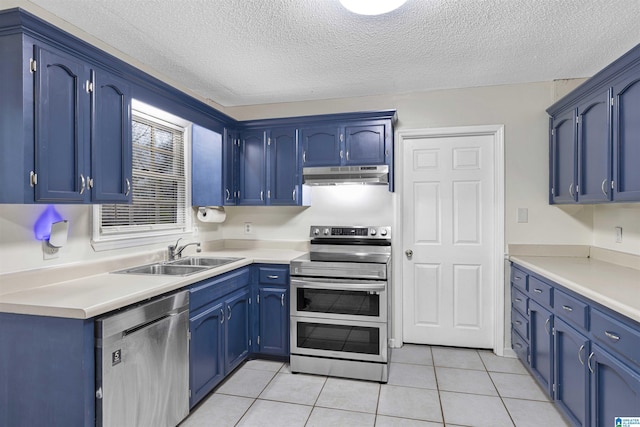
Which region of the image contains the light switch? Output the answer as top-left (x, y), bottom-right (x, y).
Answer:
top-left (517, 208), bottom-right (528, 223)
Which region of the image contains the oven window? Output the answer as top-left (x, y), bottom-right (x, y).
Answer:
top-left (296, 288), bottom-right (380, 316)
top-left (296, 322), bottom-right (380, 355)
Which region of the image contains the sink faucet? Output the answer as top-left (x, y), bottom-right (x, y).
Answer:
top-left (168, 238), bottom-right (201, 261)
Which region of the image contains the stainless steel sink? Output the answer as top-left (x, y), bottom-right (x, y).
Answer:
top-left (168, 257), bottom-right (241, 267)
top-left (113, 263), bottom-right (209, 276)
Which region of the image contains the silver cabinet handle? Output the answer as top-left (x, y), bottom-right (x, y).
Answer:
top-left (569, 183), bottom-right (574, 198)
top-left (514, 276), bottom-right (522, 280)
top-left (562, 305), bottom-right (573, 312)
top-left (303, 151), bottom-right (306, 163)
top-left (515, 320), bottom-right (522, 326)
top-left (267, 275), bottom-right (279, 279)
top-left (601, 179), bottom-right (608, 196)
top-left (604, 331), bottom-right (620, 341)
top-left (220, 309), bottom-right (224, 324)
top-left (226, 188), bottom-right (231, 201)
top-left (292, 187), bottom-right (296, 201)
top-left (514, 298), bottom-right (522, 303)
top-left (514, 343), bottom-right (523, 349)
top-left (79, 174), bottom-right (86, 194)
top-left (544, 318), bottom-right (551, 335)
top-left (260, 190), bottom-right (264, 201)
top-left (227, 305), bottom-right (231, 320)
top-left (340, 150), bottom-right (344, 159)
top-left (533, 288), bottom-right (542, 294)
top-left (578, 344), bottom-right (585, 365)
top-left (125, 178), bottom-right (131, 196)
top-left (587, 352), bottom-right (594, 374)
top-left (267, 190), bottom-right (271, 200)
top-left (346, 151), bottom-right (349, 161)
top-left (281, 294), bottom-right (285, 306)
top-left (405, 249), bottom-right (413, 258)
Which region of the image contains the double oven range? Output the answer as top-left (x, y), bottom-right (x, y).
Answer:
top-left (290, 225), bottom-right (391, 382)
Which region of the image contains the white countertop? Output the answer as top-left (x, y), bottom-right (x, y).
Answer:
top-left (510, 255), bottom-right (640, 323)
top-left (0, 248), bottom-right (305, 320)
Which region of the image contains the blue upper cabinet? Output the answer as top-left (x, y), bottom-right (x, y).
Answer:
top-left (34, 44), bottom-right (90, 203)
top-left (238, 130), bottom-right (267, 205)
top-left (268, 127), bottom-right (299, 205)
top-left (344, 122), bottom-right (387, 165)
top-left (91, 69), bottom-right (132, 203)
top-left (223, 129), bottom-right (239, 205)
top-left (576, 89), bottom-right (612, 203)
top-left (612, 68), bottom-right (640, 202)
top-left (300, 125), bottom-right (342, 167)
top-left (548, 44), bottom-right (640, 204)
top-left (191, 124), bottom-right (223, 207)
top-left (550, 108), bottom-right (577, 204)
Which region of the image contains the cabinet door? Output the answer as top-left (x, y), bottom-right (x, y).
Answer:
top-left (344, 123), bottom-right (386, 165)
top-left (576, 89), bottom-right (612, 203)
top-left (550, 108), bottom-right (577, 204)
top-left (300, 126), bottom-right (341, 167)
top-left (224, 288), bottom-right (250, 373)
top-left (191, 124), bottom-right (223, 207)
top-left (223, 129), bottom-right (238, 205)
top-left (34, 44), bottom-right (90, 202)
top-left (258, 286), bottom-right (289, 356)
top-left (91, 69), bottom-right (132, 203)
top-left (238, 130), bottom-right (266, 205)
top-left (189, 301), bottom-right (224, 408)
top-left (612, 72), bottom-right (640, 201)
top-left (268, 127), bottom-right (298, 206)
top-left (529, 300), bottom-right (554, 395)
top-left (590, 344), bottom-right (640, 427)
top-left (554, 318), bottom-right (589, 427)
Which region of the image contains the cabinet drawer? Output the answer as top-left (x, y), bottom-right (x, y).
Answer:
top-left (511, 287), bottom-right (528, 317)
top-left (190, 268), bottom-right (250, 312)
top-left (554, 289), bottom-right (588, 331)
top-left (528, 276), bottom-right (553, 308)
top-left (510, 266), bottom-right (528, 294)
top-left (591, 309), bottom-right (640, 366)
top-left (258, 266), bottom-right (288, 285)
top-left (512, 307), bottom-right (529, 340)
top-left (512, 329), bottom-right (529, 365)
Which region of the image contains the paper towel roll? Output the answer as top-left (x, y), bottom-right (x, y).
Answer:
top-left (197, 207), bottom-right (226, 223)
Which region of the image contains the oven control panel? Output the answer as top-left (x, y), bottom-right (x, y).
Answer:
top-left (310, 226), bottom-right (391, 239)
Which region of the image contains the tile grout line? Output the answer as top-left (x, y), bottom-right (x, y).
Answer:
top-left (480, 351), bottom-right (518, 427)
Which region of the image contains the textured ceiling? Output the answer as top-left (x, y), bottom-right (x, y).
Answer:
top-left (25, 0), bottom-right (640, 107)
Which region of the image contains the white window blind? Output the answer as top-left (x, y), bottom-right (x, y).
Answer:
top-left (99, 113), bottom-right (188, 236)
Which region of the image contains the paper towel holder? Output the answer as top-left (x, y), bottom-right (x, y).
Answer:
top-left (43, 220), bottom-right (69, 258)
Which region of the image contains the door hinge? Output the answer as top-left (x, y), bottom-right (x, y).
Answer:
top-left (611, 97), bottom-right (614, 106)
top-left (187, 331), bottom-right (191, 341)
top-left (552, 383), bottom-right (556, 393)
top-left (268, 137), bottom-right (271, 146)
top-left (551, 128), bottom-right (555, 136)
top-left (340, 133), bottom-right (344, 142)
top-left (576, 116), bottom-right (580, 124)
top-left (611, 180), bottom-right (615, 189)
top-left (552, 327), bottom-right (555, 336)
top-left (189, 389), bottom-right (192, 398)
top-left (257, 294), bottom-right (260, 304)
top-left (527, 354), bottom-right (531, 363)
top-left (29, 171), bottom-right (38, 187)
top-left (527, 308), bottom-right (530, 316)
top-left (29, 58), bottom-right (36, 73)
top-left (86, 80), bottom-right (94, 93)
top-left (550, 187), bottom-right (554, 196)
top-left (257, 336), bottom-right (260, 346)
top-left (249, 297), bottom-right (251, 305)
top-left (249, 339), bottom-right (251, 346)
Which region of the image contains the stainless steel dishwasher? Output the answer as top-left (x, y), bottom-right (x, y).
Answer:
top-left (95, 290), bottom-right (189, 427)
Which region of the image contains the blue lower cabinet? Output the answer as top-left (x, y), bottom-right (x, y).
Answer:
top-left (529, 299), bottom-right (554, 396)
top-left (590, 344), bottom-right (640, 427)
top-left (224, 287), bottom-right (251, 373)
top-left (258, 286), bottom-right (289, 356)
top-left (554, 318), bottom-right (590, 427)
top-left (189, 301), bottom-right (224, 408)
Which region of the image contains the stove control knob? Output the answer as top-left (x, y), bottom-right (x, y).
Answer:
top-left (370, 228), bottom-right (377, 236)
top-left (323, 228), bottom-right (330, 236)
top-left (380, 228), bottom-right (388, 236)
top-left (313, 228), bottom-right (320, 236)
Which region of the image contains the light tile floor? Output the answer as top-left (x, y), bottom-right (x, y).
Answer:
top-left (180, 345), bottom-right (571, 427)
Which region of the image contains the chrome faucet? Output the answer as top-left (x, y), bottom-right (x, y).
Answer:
top-left (168, 238), bottom-right (201, 260)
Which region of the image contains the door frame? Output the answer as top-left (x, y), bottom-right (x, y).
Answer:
top-left (392, 125), bottom-right (506, 355)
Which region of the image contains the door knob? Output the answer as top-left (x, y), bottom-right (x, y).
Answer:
top-left (405, 249), bottom-right (413, 258)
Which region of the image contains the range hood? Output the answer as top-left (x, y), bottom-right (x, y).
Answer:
top-left (303, 165), bottom-right (389, 186)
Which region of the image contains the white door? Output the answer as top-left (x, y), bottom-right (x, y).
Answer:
top-left (401, 129), bottom-right (500, 349)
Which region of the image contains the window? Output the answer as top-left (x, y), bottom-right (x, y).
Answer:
top-left (92, 102), bottom-right (191, 250)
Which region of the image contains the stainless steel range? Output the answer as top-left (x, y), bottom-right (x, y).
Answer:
top-left (290, 225), bottom-right (391, 382)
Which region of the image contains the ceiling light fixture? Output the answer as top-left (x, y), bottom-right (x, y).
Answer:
top-left (339, 0), bottom-right (407, 15)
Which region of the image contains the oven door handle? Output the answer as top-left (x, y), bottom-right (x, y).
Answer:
top-left (291, 278), bottom-right (386, 292)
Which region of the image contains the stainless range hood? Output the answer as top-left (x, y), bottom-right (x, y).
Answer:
top-left (303, 165), bottom-right (389, 186)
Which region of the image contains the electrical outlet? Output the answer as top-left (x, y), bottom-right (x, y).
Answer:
top-left (615, 226), bottom-right (623, 243)
top-left (244, 222), bottom-right (253, 235)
